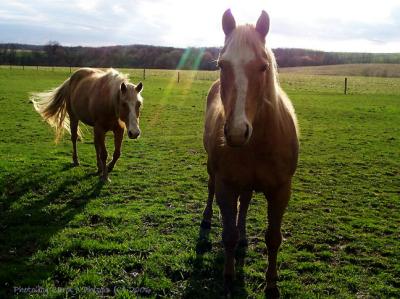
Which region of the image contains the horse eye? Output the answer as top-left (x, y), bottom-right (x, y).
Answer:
top-left (260, 64), bottom-right (268, 72)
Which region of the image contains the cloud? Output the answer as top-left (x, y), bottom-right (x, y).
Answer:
top-left (0, 0), bottom-right (399, 52)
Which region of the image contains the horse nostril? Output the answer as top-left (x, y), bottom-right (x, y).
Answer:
top-left (133, 131), bottom-right (140, 139)
top-left (224, 124), bottom-right (228, 137)
top-left (244, 124), bottom-right (250, 139)
top-left (128, 130), bottom-right (140, 139)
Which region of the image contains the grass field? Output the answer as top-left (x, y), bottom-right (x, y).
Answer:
top-left (279, 63), bottom-right (400, 78)
top-left (0, 67), bottom-right (399, 298)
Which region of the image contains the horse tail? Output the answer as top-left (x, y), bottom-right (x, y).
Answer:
top-left (31, 77), bottom-right (79, 143)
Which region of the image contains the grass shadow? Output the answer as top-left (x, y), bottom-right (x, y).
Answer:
top-left (0, 163), bottom-right (104, 297)
top-left (183, 227), bottom-right (248, 298)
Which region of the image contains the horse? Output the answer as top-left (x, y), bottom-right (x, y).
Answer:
top-left (31, 68), bottom-right (144, 182)
top-left (200, 9), bottom-right (299, 297)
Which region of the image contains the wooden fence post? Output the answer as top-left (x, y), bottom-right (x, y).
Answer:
top-left (344, 77), bottom-right (348, 95)
top-left (143, 68), bottom-right (146, 80)
top-left (178, 72), bottom-right (180, 83)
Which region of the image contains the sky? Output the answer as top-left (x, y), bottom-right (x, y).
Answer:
top-left (0, 0), bottom-right (400, 53)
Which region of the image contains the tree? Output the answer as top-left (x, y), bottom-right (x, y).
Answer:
top-left (44, 41), bottom-right (61, 66)
top-left (7, 44), bottom-right (17, 65)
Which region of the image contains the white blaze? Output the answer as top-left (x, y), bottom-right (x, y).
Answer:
top-left (127, 96), bottom-right (142, 135)
top-left (220, 36), bottom-right (255, 131)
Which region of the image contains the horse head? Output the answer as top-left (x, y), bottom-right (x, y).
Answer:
top-left (118, 81), bottom-right (143, 139)
top-left (218, 9), bottom-right (271, 147)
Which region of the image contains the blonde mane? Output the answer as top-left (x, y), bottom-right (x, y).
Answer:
top-left (98, 69), bottom-right (130, 117)
top-left (102, 68), bottom-right (129, 93)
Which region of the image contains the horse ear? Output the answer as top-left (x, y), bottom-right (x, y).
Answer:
top-left (222, 9), bottom-right (236, 36)
top-left (256, 10), bottom-right (270, 39)
top-left (120, 82), bottom-right (127, 94)
top-left (135, 82), bottom-right (143, 93)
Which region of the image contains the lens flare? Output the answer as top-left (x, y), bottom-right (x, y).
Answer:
top-left (149, 48), bottom-right (207, 126)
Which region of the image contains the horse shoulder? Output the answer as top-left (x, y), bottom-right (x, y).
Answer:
top-left (274, 90), bottom-right (299, 175)
top-left (206, 80), bottom-right (221, 109)
top-left (204, 80), bottom-right (224, 153)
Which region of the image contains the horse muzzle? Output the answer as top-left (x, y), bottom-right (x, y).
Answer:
top-left (224, 122), bottom-right (252, 147)
top-left (128, 129), bottom-right (141, 139)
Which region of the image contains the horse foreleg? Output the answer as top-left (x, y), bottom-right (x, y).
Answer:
top-left (200, 175), bottom-right (215, 231)
top-left (70, 117), bottom-right (79, 166)
top-left (264, 182), bottom-right (291, 297)
top-left (216, 179), bottom-right (239, 296)
top-left (94, 126), bottom-right (109, 182)
top-left (107, 127), bottom-right (124, 173)
top-left (95, 142), bottom-right (102, 174)
top-left (237, 190), bottom-right (252, 247)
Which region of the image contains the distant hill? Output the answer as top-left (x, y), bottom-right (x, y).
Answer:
top-left (0, 43), bottom-right (399, 69)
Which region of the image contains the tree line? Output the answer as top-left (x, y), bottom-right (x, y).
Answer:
top-left (1, 42), bottom-right (399, 70)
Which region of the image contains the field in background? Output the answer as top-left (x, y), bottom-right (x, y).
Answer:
top-left (280, 63), bottom-right (400, 78)
top-left (0, 67), bottom-right (399, 298)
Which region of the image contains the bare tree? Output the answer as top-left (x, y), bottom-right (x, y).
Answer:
top-left (44, 41), bottom-right (61, 67)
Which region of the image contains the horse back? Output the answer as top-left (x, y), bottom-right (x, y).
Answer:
top-left (68, 68), bottom-right (107, 126)
top-left (69, 68), bottom-right (102, 89)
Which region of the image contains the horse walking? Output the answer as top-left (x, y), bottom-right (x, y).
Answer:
top-left (31, 68), bottom-right (144, 182)
top-left (200, 10), bottom-right (299, 297)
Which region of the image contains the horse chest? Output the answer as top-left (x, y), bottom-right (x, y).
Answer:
top-left (214, 146), bottom-right (288, 189)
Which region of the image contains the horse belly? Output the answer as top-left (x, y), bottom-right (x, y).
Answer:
top-left (72, 103), bottom-right (94, 126)
top-left (70, 92), bottom-right (95, 126)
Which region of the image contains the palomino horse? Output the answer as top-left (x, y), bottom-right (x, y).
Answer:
top-left (200, 10), bottom-right (299, 297)
top-left (31, 68), bottom-right (143, 182)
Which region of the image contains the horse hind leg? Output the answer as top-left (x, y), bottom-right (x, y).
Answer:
top-left (237, 190), bottom-right (252, 247)
top-left (264, 182), bottom-right (291, 297)
top-left (70, 117), bottom-right (80, 166)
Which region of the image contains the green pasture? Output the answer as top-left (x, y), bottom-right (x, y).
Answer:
top-left (0, 67), bottom-right (399, 298)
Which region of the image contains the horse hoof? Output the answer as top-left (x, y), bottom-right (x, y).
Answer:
top-left (200, 220), bottom-right (211, 230)
top-left (223, 275), bottom-right (234, 297)
top-left (100, 177), bottom-right (111, 183)
top-left (238, 238), bottom-right (248, 248)
top-left (107, 163), bottom-right (115, 172)
top-left (199, 229), bottom-right (211, 242)
top-left (265, 286), bottom-right (280, 298)
top-left (196, 238), bottom-right (212, 254)
top-left (72, 161), bottom-right (80, 167)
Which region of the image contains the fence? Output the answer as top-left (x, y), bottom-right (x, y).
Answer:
top-left (0, 65), bottom-right (220, 83)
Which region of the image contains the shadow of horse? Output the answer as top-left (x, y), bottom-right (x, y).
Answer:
top-left (0, 163), bottom-right (104, 297)
top-left (183, 227), bottom-right (248, 298)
